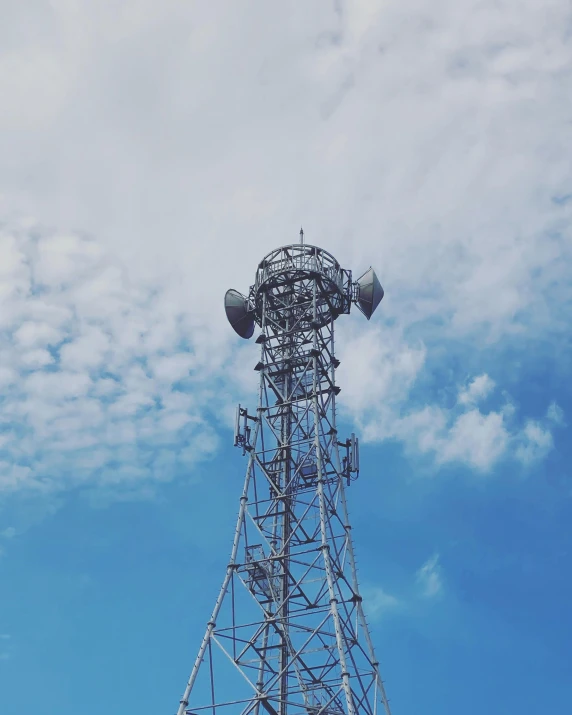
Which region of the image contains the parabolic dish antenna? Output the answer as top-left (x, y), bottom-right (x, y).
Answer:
top-left (224, 289), bottom-right (255, 339)
top-left (354, 267), bottom-right (384, 320)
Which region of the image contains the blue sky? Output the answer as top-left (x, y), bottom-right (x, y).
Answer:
top-left (0, 1), bottom-right (571, 714)
top-left (1, 389), bottom-right (571, 715)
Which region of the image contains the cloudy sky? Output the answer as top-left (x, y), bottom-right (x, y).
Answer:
top-left (0, 1), bottom-right (571, 713)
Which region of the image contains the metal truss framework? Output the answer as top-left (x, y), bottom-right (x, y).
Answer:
top-left (176, 245), bottom-right (391, 715)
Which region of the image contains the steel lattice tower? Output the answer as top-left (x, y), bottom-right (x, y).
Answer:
top-left (175, 237), bottom-right (389, 715)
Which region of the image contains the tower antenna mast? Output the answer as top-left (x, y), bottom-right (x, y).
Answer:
top-left (176, 239), bottom-right (387, 715)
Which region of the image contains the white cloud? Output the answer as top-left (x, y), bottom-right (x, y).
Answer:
top-left (0, 223), bottom-right (227, 496)
top-left (546, 402), bottom-right (565, 426)
top-left (0, 463), bottom-right (35, 492)
top-left (151, 354), bottom-right (195, 384)
top-left (14, 321), bottom-right (61, 348)
top-left (336, 323), bottom-right (428, 449)
top-left (458, 374), bottom-right (495, 406)
top-left (0, 218), bottom-right (559, 492)
top-left (345, 366), bottom-right (557, 472)
top-left (21, 348), bottom-right (54, 369)
top-left (406, 396), bottom-right (556, 473)
top-left (0, 0), bottom-right (568, 346)
top-left (59, 327), bottom-right (110, 371)
top-left (24, 371), bottom-right (92, 401)
top-left (416, 554), bottom-right (443, 598)
top-left (361, 585), bottom-right (400, 622)
top-left (438, 409), bottom-right (508, 470)
top-left (0, 1), bottom-right (568, 496)
top-left (35, 233), bottom-right (105, 287)
top-left (0, 366), bottom-right (17, 387)
top-left (1, 527), bottom-right (16, 539)
top-left (515, 421), bottom-right (554, 466)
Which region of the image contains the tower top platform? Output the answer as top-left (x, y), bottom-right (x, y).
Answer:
top-left (224, 238), bottom-right (385, 339)
top-left (252, 243), bottom-right (353, 330)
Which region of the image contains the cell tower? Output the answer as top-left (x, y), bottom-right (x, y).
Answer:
top-left (175, 237), bottom-right (389, 715)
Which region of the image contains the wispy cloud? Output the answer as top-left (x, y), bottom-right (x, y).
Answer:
top-left (361, 585), bottom-right (400, 622)
top-left (416, 554), bottom-right (443, 599)
top-left (364, 556), bottom-right (446, 621)
top-left (515, 421), bottom-right (554, 466)
top-left (547, 402), bottom-right (565, 426)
